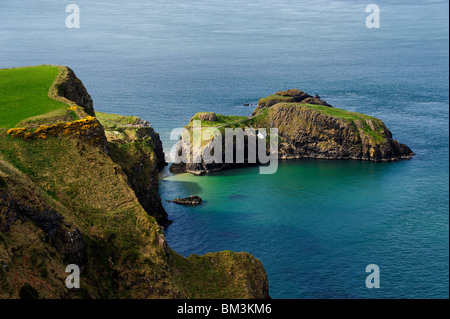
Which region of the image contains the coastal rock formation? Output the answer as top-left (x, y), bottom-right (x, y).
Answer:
top-left (96, 112), bottom-right (166, 170)
top-left (252, 88), bottom-right (331, 116)
top-left (97, 112), bottom-right (170, 227)
top-left (197, 112), bottom-right (217, 122)
top-left (49, 66), bottom-right (95, 116)
top-left (170, 90), bottom-right (414, 175)
top-left (269, 103), bottom-right (414, 161)
top-left (169, 195), bottom-right (203, 206)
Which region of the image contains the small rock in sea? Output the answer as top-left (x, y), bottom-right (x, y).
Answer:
top-left (170, 195), bottom-right (203, 206)
top-left (243, 103), bottom-right (250, 106)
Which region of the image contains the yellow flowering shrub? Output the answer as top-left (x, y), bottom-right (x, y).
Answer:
top-left (6, 128), bottom-right (27, 138)
top-left (6, 116), bottom-right (102, 144)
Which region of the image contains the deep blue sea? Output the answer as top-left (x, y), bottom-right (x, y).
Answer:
top-left (1, 0), bottom-right (448, 298)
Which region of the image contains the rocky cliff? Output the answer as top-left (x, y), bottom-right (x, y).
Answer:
top-left (48, 66), bottom-right (95, 116)
top-left (96, 112), bottom-right (171, 227)
top-left (0, 66), bottom-right (270, 299)
top-left (170, 90), bottom-right (414, 175)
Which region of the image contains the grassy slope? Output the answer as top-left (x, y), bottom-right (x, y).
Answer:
top-left (187, 113), bottom-right (250, 129)
top-left (95, 111), bottom-right (143, 128)
top-left (0, 132), bottom-right (168, 298)
top-left (0, 130), bottom-right (268, 299)
top-left (0, 66), bottom-right (68, 128)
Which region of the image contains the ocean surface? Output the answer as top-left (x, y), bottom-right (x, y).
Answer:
top-left (1, 0), bottom-right (448, 298)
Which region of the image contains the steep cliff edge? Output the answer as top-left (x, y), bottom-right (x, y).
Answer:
top-left (48, 66), bottom-right (95, 116)
top-left (261, 102), bottom-right (414, 161)
top-left (170, 90), bottom-right (414, 175)
top-left (0, 66), bottom-right (270, 299)
top-left (96, 111), bottom-right (171, 228)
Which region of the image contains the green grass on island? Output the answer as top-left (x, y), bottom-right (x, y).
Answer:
top-left (258, 94), bottom-right (295, 105)
top-left (187, 113), bottom-right (250, 129)
top-left (0, 66), bottom-right (68, 128)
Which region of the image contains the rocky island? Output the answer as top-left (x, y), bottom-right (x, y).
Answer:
top-left (169, 195), bottom-right (203, 206)
top-left (0, 65), bottom-right (269, 299)
top-left (170, 89), bottom-right (414, 175)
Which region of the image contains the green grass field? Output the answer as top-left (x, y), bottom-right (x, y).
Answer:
top-left (0, 65), bottom-right (68, 128)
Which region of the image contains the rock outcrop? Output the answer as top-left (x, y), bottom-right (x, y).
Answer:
top-left (269, 103), bottom-right (414, 161)
top-left (98, 112), bottom-right (171, 227)
top-left (169, 195), bottom-right (203, 206)
top-left (252, 88), bottom-right (331, 116)
top-left (197, 112), bottom-right (217, 122)
top-left (49, 66), bottom-right (95, 116)
top-left (170, 90), bottom-right (414, 175)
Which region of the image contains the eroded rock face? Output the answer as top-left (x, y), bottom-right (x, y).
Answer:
top-left (50, 67), bottom-right (95, 116)
top-left (0, 189), bottom-right (87, 272)
top-left (169, 129), bottom-right (261, 176)
top-left (99, 114), bottom-right (170, 227)
top-left (270, 104), bottom-right (414, 161)
top-left (198, 112), bottom-right (217, 122)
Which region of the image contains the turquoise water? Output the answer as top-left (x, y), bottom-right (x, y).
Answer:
top-left (1, 0), bottom-right (448, 298)
top-left (161, 158), bottom-right (448, 298)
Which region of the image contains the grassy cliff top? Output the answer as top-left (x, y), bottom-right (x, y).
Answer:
top-left (258, 94), bottom-right (295, 105)
top-left (0, 66), bottom-right (69, 128)
top-left (187, 112), bottom-right (249, 128)
top-left (95, 111), bottom-right (145, 129)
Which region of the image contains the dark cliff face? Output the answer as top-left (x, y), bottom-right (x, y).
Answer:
top-left (269, 103), bottom-right (414, 161)
top-left (49, 66), bottom-right (95, 116)
top-left (96, 113), bottom-right (170, 227)
top-left (169, 130), bottom-right (262, 176)
top-left (170, 90), bottom-right (414, 175)
top-left (108, 138), bottom-right (171, 228)
top-left (0, 162), bottom-right (88, 298)
top-left (0, 191), bottom-right (87, 270)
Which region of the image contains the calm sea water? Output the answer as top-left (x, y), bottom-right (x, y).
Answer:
top-left (1, 0), bottom-right (448, 298)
